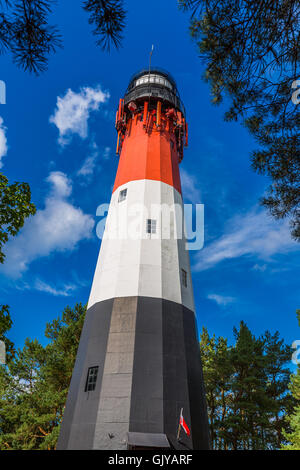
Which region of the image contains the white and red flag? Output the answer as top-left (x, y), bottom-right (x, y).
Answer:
top-left (179, 408), bottom-right (190, 437)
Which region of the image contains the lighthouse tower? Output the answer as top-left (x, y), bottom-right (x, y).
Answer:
top-left (57, 68), bottom-right (210, 450)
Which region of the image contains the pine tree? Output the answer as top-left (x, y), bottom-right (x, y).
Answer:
top-left (179, 0), bottom-right (300, 240)
top-left (200, 322), bottom-right (294, 449)
top-left (0, 305), bottom-right (15, 361)
top-left (200, 328), bottom-right (232, 449)
top-left (0, 303), bottom-right (86, 450)
top-left (226, 322), bottom-right (270, 450)
top-left (262, 331), bottom-right (295, 448)
top-left (282, 310), bottom-right (300, 450)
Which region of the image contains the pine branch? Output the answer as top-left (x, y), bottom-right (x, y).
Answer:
top-left (82, 0), bottom-right (126, 51)
top-left (0, 0), bottom-right (127, 73)
top-left (10, 0), bottom-right (62, 74)
top-left (182, 0), bottom-right (300, 240)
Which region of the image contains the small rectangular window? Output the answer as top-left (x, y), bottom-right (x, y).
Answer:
top-left (181, 269), bottom-right (187, 288)
top-left (147, 219), bottom-right (157, 234)
top-left (118, 188), bottom-right (127, 202)
top-left (85, 366), bottom-right (99, 392)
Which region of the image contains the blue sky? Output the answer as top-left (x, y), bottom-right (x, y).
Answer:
top-left (0, 0), bottom-right (299, 353)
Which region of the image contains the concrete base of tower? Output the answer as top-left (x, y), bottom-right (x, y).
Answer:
top-left (57, 297), bottom-right (211, 450)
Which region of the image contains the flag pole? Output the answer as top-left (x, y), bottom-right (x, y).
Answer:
top-left (177, 408), bottom-right (183, 441)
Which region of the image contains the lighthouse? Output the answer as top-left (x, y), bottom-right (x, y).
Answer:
top-left (57, 68), bottom-right (210, 450)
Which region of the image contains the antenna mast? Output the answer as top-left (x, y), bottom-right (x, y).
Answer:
top-left (148, 44), bottom-right (154, 106)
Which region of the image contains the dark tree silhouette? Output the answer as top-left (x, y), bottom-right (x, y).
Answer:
top-left (83, 0), bottom-right (126, 51)
top-left (180, 0), bottom-right (300, 240)
top-left (0, 0), bottom-right (61, 74)
top-left (0, 0), bottom-right (126, 74)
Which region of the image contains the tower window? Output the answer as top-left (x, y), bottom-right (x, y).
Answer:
top-left (147, 219), bottom-right (157, 234)
top-left (181, 269), bottom-right (188, 288)
top-left (85, 366), bottom-right (99, 392)
top-left (118, 188), bottom-right (127, 202)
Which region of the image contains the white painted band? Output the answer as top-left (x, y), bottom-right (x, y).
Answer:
top-left (88, 179), bottom-right (195, 311)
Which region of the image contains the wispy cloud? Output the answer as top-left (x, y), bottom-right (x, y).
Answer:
top-left (77, 141), bottom-right (99, 179)
top-left (194, 207), bottom-right (300, 271)
top-left (103, 146), bottom-right (111, 160)
top-left (49, 85), bottom-right (110, 146)
top-left (181, 168), bottom-right (201, 202)
top-left (207, 294), bottom-right (236, 306)
top-left (0, 171), bottom-right (95, 278)
top-left (11, 273), bottom-right (89, 297)
top-left (0, 116), bottom-right (8, 167)
top-left (252, 263), bottom-right (267, 272)
top-left (34, 279), bottom-right (78, 297)
top-left (77, 144), bottom-right (111, 185)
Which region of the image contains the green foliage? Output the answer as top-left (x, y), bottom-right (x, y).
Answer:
top-left (180, 0), bottom-right (300, 240)
top-left (0, 0), bottom-right (126, 74)
top-left (0, 305), bottom-right (15, 362)
top-left (282, 372), bottom-right (300, 449)
top-left (200, 328), bottom-right (233, 447)
top-left (282, 310), bottom-right (300, 449)
top-left (0, 302), bottom-right (86, 450)
top-left (200, 321), bottom-right (294, 449)
top-left (0, 172), bottom-right (36, 264)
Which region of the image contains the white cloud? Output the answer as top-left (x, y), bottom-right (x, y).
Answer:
top-left (77, 153), bottom-right (98, 178)
top-left (47, 170), bottom-right (72, 197)
top-left (207, 294), bottom-right (236, 306)
top-left (194, 207), bottom-right (300, 271)
top-left (252, 263), bottom-right (267, 272)
top-left (103, 146), bottom-right (111, 159)
top-left (12, 273), bottom-right (89, 297)
top-left (77, 145), bottom-right (111, 184)
top-left (77, 142), bottom-right (99, 179)
top-left (0, 116), bottom-right (8, 168)
top-left (0, 171), bottom-right (95, 278)
top-left (181, 168), bottom-right (201, 202)
top-left (34, 279), bottom-right (77, 297)
top-left (49, 86), bottom-right (110, 146)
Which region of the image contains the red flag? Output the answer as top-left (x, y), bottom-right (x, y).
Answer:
top-left (179, 409), bottom-right (190, 436)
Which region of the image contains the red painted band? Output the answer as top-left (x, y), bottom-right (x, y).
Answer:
top-left (113, 118), bottom-right (182, 194)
